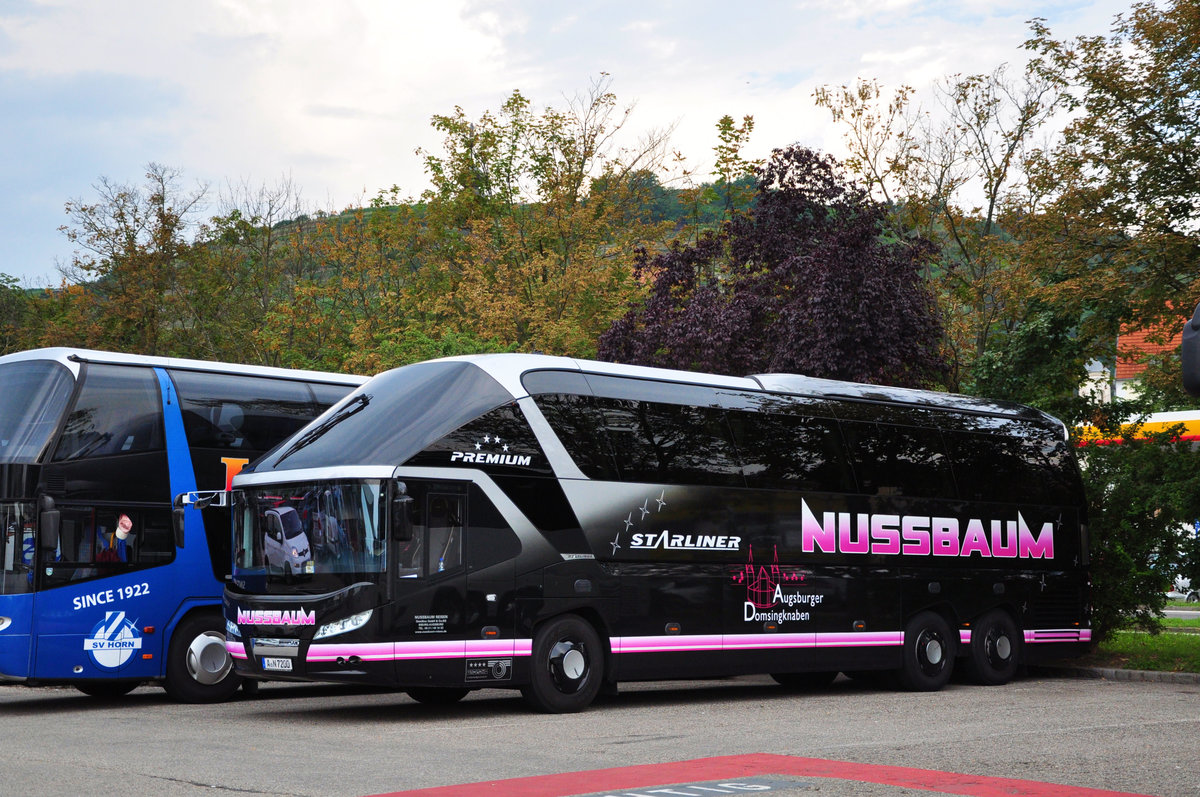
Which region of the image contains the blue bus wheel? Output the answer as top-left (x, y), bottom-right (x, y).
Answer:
top-left (964, 609), bottom-right (1021, 686)
top-left (898, 611), bottom-right (955, 692)
top-left (164, 613), bottom-right (241, 703)
top-left (521, 615), bottom-right (603, 713)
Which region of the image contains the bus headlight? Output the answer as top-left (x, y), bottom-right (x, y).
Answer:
top-left (0, 617), bottom-right (11, 632)
top-left (225, 620), bottom-right (240, 639)
top-left (313, 609), bottom-right (372, 640)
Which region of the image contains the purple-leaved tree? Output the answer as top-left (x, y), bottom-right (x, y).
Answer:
top-left (599, 146), bottom-right (947, 388)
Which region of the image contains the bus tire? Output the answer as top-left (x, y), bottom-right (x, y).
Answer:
top-left (771, 671), bottom-right (838, 690)
top-left (898, 611), bottom-right (955, 692)
top-left (964, 609), bottom-right (1021, 686)
top-left (164, 613), bottom-right (241, 703)
top-left (521, 615), bottom-right (603, 713)
top-left (75, 680), bottom-right (140, 698)
top-left (406, 687), bottom-right (471, 705)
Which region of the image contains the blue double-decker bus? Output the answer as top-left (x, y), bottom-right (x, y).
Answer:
top-left (0, 348), bottom-right (365, 701)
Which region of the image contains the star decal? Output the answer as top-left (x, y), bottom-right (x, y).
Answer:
top-left (639, 499), bottom-right (650, 519)
top-left (656, 489), bottom-right (666, 511)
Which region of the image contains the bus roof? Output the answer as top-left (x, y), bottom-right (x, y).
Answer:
top-left (436, 353), bottom-right (1060, 426)
top-left (0, 347), bottom-right (367, 386)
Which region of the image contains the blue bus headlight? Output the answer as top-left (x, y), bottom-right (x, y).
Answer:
top-left (313, 610), bottom-right (372, 640)
top-left (0, 617), bottom-right (11, 632)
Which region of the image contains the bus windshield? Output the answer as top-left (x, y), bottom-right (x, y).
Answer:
top-left (234, 481), bottom-right (387, 586)
top-left (0, 361), bottom-right (74, 464)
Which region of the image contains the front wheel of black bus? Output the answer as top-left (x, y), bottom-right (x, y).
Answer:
top-left (522, 614), bottom-right (604, 713)
top-left (964, 609), bottom-right (1022, 685)
top-left (164, 613), bottom-right (241, 703)
top-left (898, 611), bottom-right (955, 691)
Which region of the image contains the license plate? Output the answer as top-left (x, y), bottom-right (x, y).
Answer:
top-left (262, 657), bottom-right (293, 672)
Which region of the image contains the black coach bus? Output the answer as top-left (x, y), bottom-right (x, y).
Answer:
top-left (211, 354), bottom-right (1090, 712)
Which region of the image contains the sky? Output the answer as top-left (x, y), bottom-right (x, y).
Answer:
top-left (0, 0), bottom-right (1132, 287)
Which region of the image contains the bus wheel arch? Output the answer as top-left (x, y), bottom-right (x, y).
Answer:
top-left (521, 613), bottom-right (604, 713)
top-left (964, 608), bottom-right (1022, 685)
top-left (898, 610), bottom-right (956, 691)
top-left (164, 610), bottom-right (241, 703)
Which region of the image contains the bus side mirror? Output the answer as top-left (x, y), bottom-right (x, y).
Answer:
top-left (1184, 302), bottom-right (1200, 397)
top-left (391, 481), bottom-right (413, 542)
top-left (171, 494), bottom-right (186, 549)
top-left (39, 495), bottom-right (60, 553)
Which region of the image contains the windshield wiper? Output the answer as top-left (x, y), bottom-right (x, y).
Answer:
top-left (275, 394), bottom-right (371, 464)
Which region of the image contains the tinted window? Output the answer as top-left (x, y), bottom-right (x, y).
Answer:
top-left (946, 422), bottom-right (1080, 506)
top-left (406, 402), bottom-right (553, 477)
top-left (53, 364), bottom-right (163, 461)
top-left (260, 362), bottom-right (513, 472)
top-left (42, 507), bottom-right (175, 587)
top-left (0, 360), bottom-right (73, 464)
top-left (841, 420), bottom-right (953, 498)
top-left (728, 410), bottom-right (855, 492)
top-left (594, 398), bottom-right (743, 486)
top-left (169, 370), bottom-right (323, 452)
top-left (531, 393), bottom-right (620, 480)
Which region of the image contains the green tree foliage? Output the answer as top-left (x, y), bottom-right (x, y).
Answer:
top-left (1079, 409), bottom-right (1200, 640)
top-left (1026, 0), bottom-right (1200, 387)
top-left (0, 274), bottom-right (30, 354)
top-left (406, 79), bottom-right (674, 359)
top-left (58, 163), bottom-right (205, 355)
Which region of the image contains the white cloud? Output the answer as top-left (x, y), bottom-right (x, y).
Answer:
top-left (0, 0), bottom-right (1133, 285)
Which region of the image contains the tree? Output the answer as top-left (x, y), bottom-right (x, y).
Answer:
top-left (599, 146), bottom-right (946, 387)
top-left (1078, 409), bottom-right (1200, 640)
top-left (58, 163), bottom-right (206, 355)
top-left (0, 274), bottom-right (30, 354)
top-left (816, 67), bottom-right (1063, 394)
top-left (1025, 0), bottom-right (1200, 399)
top-left (407, 78), bottom-right (674, 358)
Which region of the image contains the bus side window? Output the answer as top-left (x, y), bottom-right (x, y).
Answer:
top-left (728, 409), bottom-right (855, 493)
top-left (52, 364), bottom-right (164, 461)
top-left (842, 420), bottom-right (954, 498)
top-left (531, 393), bottom-right (620, 481)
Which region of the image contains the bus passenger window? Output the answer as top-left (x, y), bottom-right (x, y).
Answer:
top-left (728, 410), bottom-right (854, 493)
top-left (53, 365), bottom-right (164, 461)
top-left (531, 393), bottom-right (620, 481)
top-left (842, 421), bottom-right (953, 498)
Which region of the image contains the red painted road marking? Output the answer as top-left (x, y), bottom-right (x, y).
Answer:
top-left (369, 753), bottom-right (1154, 797)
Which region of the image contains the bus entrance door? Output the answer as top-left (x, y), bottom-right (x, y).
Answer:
top-left (392, 487), bottom-right (469, 688)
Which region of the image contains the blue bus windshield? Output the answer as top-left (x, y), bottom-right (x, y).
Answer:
top-left (0, 361), bottom-right (73, 464)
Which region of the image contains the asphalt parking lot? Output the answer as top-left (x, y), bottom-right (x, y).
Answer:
top-left (1, 670), bottom-right (1195, 797)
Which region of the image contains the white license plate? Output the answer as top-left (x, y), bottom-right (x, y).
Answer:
top-left (262, 657), bottom-right (293, 672)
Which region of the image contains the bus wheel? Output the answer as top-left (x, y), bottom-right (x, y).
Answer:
top-left (898, 611), bottom-right (955, 691)
top-left (771, 671), bottom-right (838, 690)
top-left (164, 613), bottom-right (241, 703)
top-left (522, 615), bottom-right (603, 713)
top-left (964, 610), bottom-right (1021, 685)
top-left (406, 687), bottom-right (471, 705)
top-left (75, 680), bottom-right (140, 698)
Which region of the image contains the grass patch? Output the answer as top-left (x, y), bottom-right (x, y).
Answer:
top-left (1068, 630), bottom-right (1200, 672)
top-left (1166, 599), bottom-right (1198, 608)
